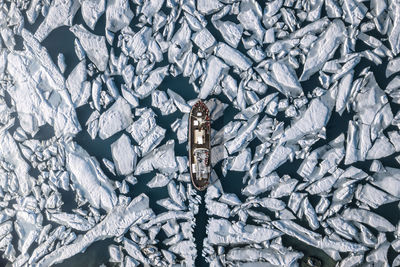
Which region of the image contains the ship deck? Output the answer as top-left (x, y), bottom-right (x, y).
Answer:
top-left (189, 101), bottom-right (211, 190)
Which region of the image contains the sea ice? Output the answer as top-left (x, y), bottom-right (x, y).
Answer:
top-left (111, 134), bottom-right (137, 176)
top-left (207, 218), bottom-right (281, 245)
top-left (7, 30), bottom-right (81, 137)
top-left (106, 0), bottom-right (134, 32)
top-left (66, 60), bottom-right (91, 108)
top-left (98, 97), bottom-right (133, 139)
top-left (135, 140), bottom-right (177, 175)
top-left (300, 20), bottom-right (346, 81)
top-left (34, 0), bottom-right (80, 42)
top-left (37, 194), bottom-right (152, 266)
top-left (65, 142), bottom-right (118, 212)
top-left (199, 56), bottom-right (228, 99)
top-left (70, 24), bottom-right (109, 72)
top-left (81, 0), bottom-right (106, 30)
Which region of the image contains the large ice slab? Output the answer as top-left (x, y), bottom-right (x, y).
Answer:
top-left (0, 128), bottom-right (33, 196)
top-left (135, 140), bottom-right (177, 175)
top-left (207, 218), bottom-right (281, 245)
top-left (111, 134), bottom-right (137, 175)
top-left (65, 142), bottom-right (118, 212)
top-left (135, 66), bottom-right (169, 98)
top-left (98, 97), bottom-right (133, 139)
top-left (34, 0), bottom-right (80, 41)
top-left (271, 61), bottom-right (303, 97)
top-left (70, 24), bottom-right (109, 72)
top-left (81, 0), bottom-right (105, 30)
top-left (105, 0), bottom-right (133, 32)
top-left (300, 20), bottom-right (346, 81)
top-left (199, 56), bottom-right (228, 99)
top-left (7, 30), bottom-right (81, 137)
top-left (66, 60), bottom-right (91, 108)
top-left (215, 42), bottom-right (252, 71)
top-left (37, 194), bottom-right (152, 266)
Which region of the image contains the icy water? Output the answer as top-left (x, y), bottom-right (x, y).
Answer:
top-left (31, 15), bottom-right (340, 266)
top-left (4, 2), bottom-right (399, 267)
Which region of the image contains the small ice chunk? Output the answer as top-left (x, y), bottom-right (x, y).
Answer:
top-left (121, 85), bottom-right (139, 108)
top-left (212, 121), bottom-right (242, 146)
top-left (301, 197), bottom-right (319, 230)
top-left (225, 148), bottom-right (251, 172)
top-left (213, 20), bottom-right (243, 48)
top-left (57, 53), bottom-right (66, 73)
top-left (121, 26), bottom-right (151, 60)
top-left (206, 200), bottom-right (230, 218)
top-left (371, 167), bottom-right (400, 197)
top-left (167, 180), bottom-right (185, 208)
top-left (141, 211), bottom-right (192, 230)
top-left (355, 183), bottom-right (397, 209)
top-left (306, 175), bottom-right (338, 195)
top-left (237, 5), bottom-right (264, 42)
top-left (389, 2), bottom-right (400, 55)
top-left (234, 93), bottom-right (278, 120)
top-left (141, 0), bottom-right (163, 18)
top-left (86, 110), bottom-right (100, 139)
top-left (258, 145), bottom-right (295, 177)
top-left (336, 71), bottom-right (353, 114)
top-left (219, 193), bottom-right (241, 206)
top-left (109, 245), bottom-right (122, 262)
top-left (272, 220), bottom-right (320, 247)
top-left (197, 0), bottom-right (223, 15)
top-left (70, 24), bottom-right (109, 72)
top-left (281, 89), bottom-right (335, 143)
top-left (211, 144), bottom-right (228, 167)
top-left (98, 97), bottom-right (133, 139)
top-left (111, 134), bottom-right (137, 176)
top-left (0, 130), bottom-right (33, 196)
top-left (258, 197), bottom-right (285, 211)
top-left (366, 134), bottom-right (396, 159)
top-left (151, 90), bottom-right (177, 115)
top-left (176, 156), bottom-right (188, 173)
top-left (226, 247), bottom-right (302, 266)
top-left (270, 178), bottom-right (298, 198)
top-left (386, 57), bottom-right (400, 77)
top-left (192, 28), bottom-right (216, 52)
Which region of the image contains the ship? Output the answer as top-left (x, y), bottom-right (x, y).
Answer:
top-left (189, 100), bottom-right (211, 191)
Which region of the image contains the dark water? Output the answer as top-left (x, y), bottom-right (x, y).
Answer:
top-left (12, 4), bottom-right (400, 267)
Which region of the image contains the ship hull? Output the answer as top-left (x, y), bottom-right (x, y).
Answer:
top-left (189, 101), bottom-right (211, 191)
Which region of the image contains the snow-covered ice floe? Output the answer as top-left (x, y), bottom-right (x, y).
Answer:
top-left (1, 0), bottom-right (400, 265)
